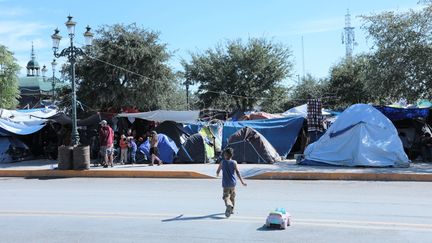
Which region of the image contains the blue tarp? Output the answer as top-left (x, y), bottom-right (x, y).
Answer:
top-left (222, 116), bottom-right (304, 157)
top-left (374, 106), bottom-right (430, 121)
top-left (138, 134), bottom-right (179, 163)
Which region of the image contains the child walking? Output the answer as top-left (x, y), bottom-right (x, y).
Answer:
top-left (216, 148), bottom-right (247, 218)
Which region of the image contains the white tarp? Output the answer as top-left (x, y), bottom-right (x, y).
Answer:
top-left (303, 104), bottom-right (410, 167)
top-left (117, 110), bottom-right (200, 123)
top-left (0, 108), bottom-right (57, 126)
top-left (0, 118), bottom-right (45, 135)
top-left (283, 104), bottom-right (331, 117)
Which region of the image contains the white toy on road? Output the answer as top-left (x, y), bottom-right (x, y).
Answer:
top-left (265, 208), bottom-right (290, 229)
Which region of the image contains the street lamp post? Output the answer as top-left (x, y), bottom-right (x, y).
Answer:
top-left (184, 78), bottom-right (191, 110)
top-left (51, 15), bottom-right (94, 146)
top-left (51, 59), bottom-right (57, 101)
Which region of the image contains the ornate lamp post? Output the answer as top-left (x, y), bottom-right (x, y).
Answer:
top-left (51, 59), bottom-right (57, 101)
top-left (51, 15), bottom-right (94, 146)
top-left (41, 65), bottom-right (47, 80)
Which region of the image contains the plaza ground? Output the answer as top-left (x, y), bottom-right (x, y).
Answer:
top-left (0, 177), bottom-right (431, 242)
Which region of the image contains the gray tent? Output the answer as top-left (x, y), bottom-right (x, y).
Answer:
top-left (227, 127), bottom-right (280, 164)
top-left (176, 134), bottom-right (208, 163)
top-left (0, 136), bottom-right (33, 163)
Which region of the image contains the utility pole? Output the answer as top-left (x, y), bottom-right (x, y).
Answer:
top-left (342, 9), bottom-right (356, 60)
top-left (301, 36), bottom-right (305, 78)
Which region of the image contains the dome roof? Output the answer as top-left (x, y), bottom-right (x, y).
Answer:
top-left (27, 60), bottom-right (40, 69)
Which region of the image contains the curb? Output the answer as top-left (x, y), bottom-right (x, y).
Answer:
top-left (248, 171), bottom-right (432, 181)
top-left (0, 170), bottom-right (214, 179)
top-left (1, 170), bottom-right (432, 181)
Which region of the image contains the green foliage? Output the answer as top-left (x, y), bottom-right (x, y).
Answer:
top-left (288, 74), bottom-right (327, 108)
top-left (183, 38), bottom-right (293, 111)
top-left (73, 23), bottom-right (178, 111)
top-left (326, 55), bottom-right (370, 109)
top-left (259, 85), bottom-right (291, 113)
top-left (0, 45), bottom-right (20, 109)
top-left (361, 4), bottom-right (432, 102)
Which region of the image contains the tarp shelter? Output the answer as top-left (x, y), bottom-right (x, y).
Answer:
top-left (0, 118), bottom-right (45, 135)
top-left (283, 104), bottom-right (331, 118)
top-left (241, 112), bottom-right (283, 121)
top-left (45, 112), bottom-right (109, 126)
top-left (117, 110), bottom-right (200, 123)
top-left (176, 134), bottom-right (208, 163)
top-left (139, 134), bottom-right (178, 163)
top-left (227, 127), bottom-right (280, 164)
top-left (301, 104), bottom-right (410, 167)
top-left (0, 108), bottom-right (57, 125)
top-left (374, 106), bottom-right (430, 121)
top-left (184, 121), bottom-right (223, 156)
top-left (155, 121), bottom-right (190, 147)
top-left (222, 116), bottom-right (304, 157)
top-left (0, 136), bottom-right (33, 163)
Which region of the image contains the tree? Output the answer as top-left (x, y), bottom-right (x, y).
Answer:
top-left (325, 55), bottom-right (370, 109)
top-left (361, 3), bottom-right (432, 102)
top-left (0, 45), bottom-right (20, 109)
top-left (183, 38), bottom-right (293, 111)
top-left (72, 24), bottom-right (176, 111)
top-left (288, 74), bottom-right (327, 108)
top-left (259, 85), bottom-right (291, 113)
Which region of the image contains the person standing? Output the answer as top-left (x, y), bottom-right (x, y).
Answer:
top-left (307, 97), bottom-right (324, 144)
top-left (128, 137), bottom-right (137, 164)
top-left (99, 120), bottom-right (114, 168)
top-left (216, 148), bottom-right (247, 218)
top-left (119, 135), bottom-right (128, 165)
top-left (149, 131), bottom-right (162, 166)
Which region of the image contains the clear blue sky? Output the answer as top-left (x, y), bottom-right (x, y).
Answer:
top-left (0, 0), bottom-right (421, 85)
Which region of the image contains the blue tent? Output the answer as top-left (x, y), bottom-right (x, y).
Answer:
top-left (139, 134), bottom-right (178, 163)
top-left (222, 116), bottom-right (304, 157)
top-left (301, 104), bottom-right (410, 167)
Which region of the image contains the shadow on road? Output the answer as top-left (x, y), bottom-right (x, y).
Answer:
top-left (256, 225), bottom-right (284, 231)
top-left (162, 213), bottom-right (225, 222)
top-left (24, 176), bottom-right (68, 180)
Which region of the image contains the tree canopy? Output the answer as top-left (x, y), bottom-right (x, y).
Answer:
top-left (0, 45), bottom-right (20, 109)
top-left (361, 4), bottom-right (432, 101)
top-left (183, 38), bottom-right (293, 111)
top-left (73, 23), bottom-right (181, 112)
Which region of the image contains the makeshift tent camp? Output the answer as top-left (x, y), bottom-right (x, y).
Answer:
top-left (155, 121), bottom-right (190, 147)
top-left (222, 116), bottom-right (304, 157)
top-left (283, 104), bottom-right (331, 117)
top-left (176, 134), bottom-right (208, 163)
top-left (139, 134), bottom-right (178, 163)
top-left (117, 110), bottom-right (200, 123)
top-left (301, 104), bottom-right (410, 167)
top-left (0, 136), bottom-right (33, 163)
top-left (227, 127), bottom-right (280, 164)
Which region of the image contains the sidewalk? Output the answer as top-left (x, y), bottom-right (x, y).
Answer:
top-left (1, 160), bottom-right (432, 181)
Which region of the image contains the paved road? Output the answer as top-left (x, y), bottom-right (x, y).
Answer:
top-left (0, 178), bottom-right (431, 243)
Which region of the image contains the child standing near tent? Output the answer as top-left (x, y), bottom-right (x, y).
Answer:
top-left (128, 137), bottom-right (137, 164)
top-left (119, 135), bottom-right (128, 165)
top-left (149, 131), bottom-right (163, 166)
top-left (216, 148), bottom-right (247, 218)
